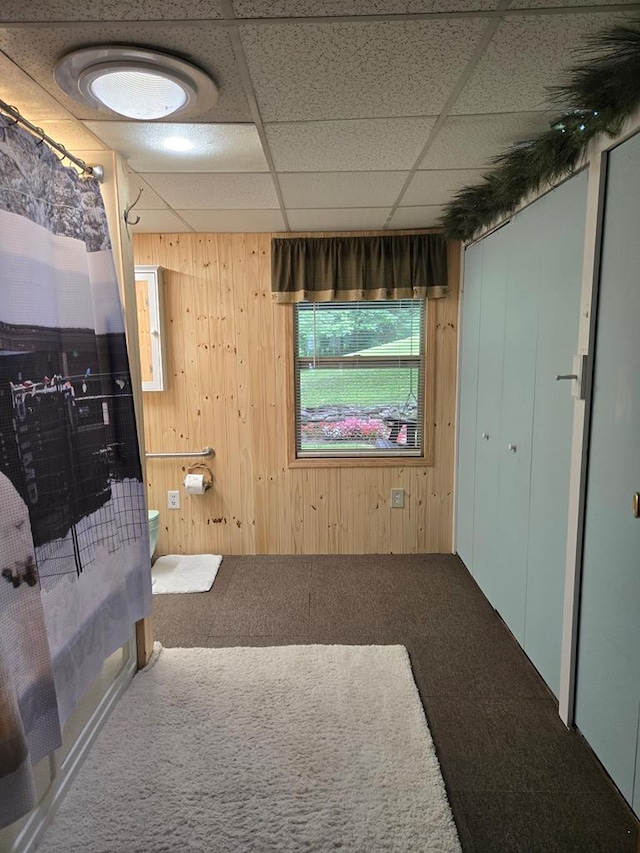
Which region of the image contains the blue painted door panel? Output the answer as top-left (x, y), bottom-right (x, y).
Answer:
top-left (456, 243), bottom-right (483, 570)
top-left (525, 172), bottom-right (588, 696)
top-left (492, 206), bottom-right (542, 644)
top-left (472, 226), bottom-right (509, 603)
top-left (457, 172), bottom-right (587, 700)
top-left (575, 132), bottom-right (640, 812)
top-left (634, 713), bottom-right (640, 816)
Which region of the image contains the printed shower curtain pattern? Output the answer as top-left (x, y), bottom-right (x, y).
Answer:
top-left (0, 116), bottom-right (152, 828)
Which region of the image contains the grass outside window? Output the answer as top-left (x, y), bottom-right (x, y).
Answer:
top-left (294, 301), bottom-right (426, 460)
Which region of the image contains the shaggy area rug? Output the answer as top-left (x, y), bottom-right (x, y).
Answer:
top-left (38, 645), bottom-right (462, 852)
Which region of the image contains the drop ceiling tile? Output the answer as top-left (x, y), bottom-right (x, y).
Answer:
top-left (453, 13), bottom-right (637, 115)
top-left (128, 175), bottom-right (169, 210)
top-left (402, 169), bottom-right (484, 206)
top-left (0, 54), bottom-right (72, 121)
top-left (287, 208), bottom-right (390, 231)
top-left (421, 112), bottom-right (552, 170)
top-left (390, 206), bottom-right (445, 229)
top-left (280, 171), bottom-right (408, 208)
top-left (234, 1), bottom-right (499, 15)
top-left (36, 121), bottom-right (107, 152)
top-left (266, 117), bottom-right (436, 172)
top-left (0, 24), bottom-right (250, 123)
top-left (0, 1), bottom-right (224, 20)
top-left (240, 18), bottom-right (487, 121)
top-left (130, 210), bottom-right (193, 233)
top-left (140, 173), bottom-right (280, 209)
top-left (177, 209), bottom-right (286, 231)
top-left (83, 122), bottom-right (268, 172)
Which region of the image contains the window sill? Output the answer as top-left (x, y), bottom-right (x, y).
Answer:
top-left (288, 454), bottom-right (433, 469)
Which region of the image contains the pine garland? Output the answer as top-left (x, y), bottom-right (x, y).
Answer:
top-left (441, 20), bottom-right (640, 241)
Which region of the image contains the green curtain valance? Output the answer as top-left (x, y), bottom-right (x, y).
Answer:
top-left (271, 234), bottom-right (448, 303)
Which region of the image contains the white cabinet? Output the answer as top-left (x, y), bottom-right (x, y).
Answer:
top-left (134, 265), bottom-right (167, 392)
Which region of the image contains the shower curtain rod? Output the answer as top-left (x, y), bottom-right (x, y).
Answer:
top-left (0, 99), bottom-right (103, 181)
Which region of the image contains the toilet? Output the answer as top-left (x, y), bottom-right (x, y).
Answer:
top-left (148, 509), bottom-right (160, 559)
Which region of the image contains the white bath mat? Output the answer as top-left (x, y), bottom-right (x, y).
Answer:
top-left (38, 645), bottom-right (462, 853)
top-left (151, 554), bottom-right (222, 594)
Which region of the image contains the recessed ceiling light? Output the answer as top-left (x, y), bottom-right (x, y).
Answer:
top-left (162, 136), bottom-right (194, 152)
top-left (55, 46), bottom-right (218, 121)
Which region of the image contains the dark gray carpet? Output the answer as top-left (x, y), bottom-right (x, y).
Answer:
top-left (151, 553), bottom-right (639, 853)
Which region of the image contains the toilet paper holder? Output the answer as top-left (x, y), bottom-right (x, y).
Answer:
top-left (184, 463), bottom-right (213, 493)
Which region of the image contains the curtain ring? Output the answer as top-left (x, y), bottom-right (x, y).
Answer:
top-left (76, 156), bottom-right (90, 175)
top-left (35, 126), bottom-right (46, 145)
top-left (4, 105), bottom-right (20, 126)
top-left (55, 143), bottom-right (68, 163)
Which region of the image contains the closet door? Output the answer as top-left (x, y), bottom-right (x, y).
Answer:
top-left (455, 243), bottom-right (483, 569)
top-left (491, 207), bottom-right (542, 643)
top-left (635, 714), bottom-right (640, 816)
top-left (472, 226), bottom-right (509, 602)
top-left (575, 133), bottom-right (640, 812)
top-left (525, 171), bottom-right (587, 696)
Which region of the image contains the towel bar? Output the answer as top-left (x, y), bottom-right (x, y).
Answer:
top-left (145, 446), bottom-right (214, 459)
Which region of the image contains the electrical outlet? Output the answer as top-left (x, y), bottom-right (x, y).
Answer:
top-left (391, 488), bottom-right (405, 509)
top-left (167, 490), bottom-right (180, 510)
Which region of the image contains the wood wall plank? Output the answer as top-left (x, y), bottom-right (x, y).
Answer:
top-left (134, 231), bottom-right (460, 555)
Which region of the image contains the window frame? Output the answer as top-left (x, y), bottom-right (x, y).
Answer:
top-left (287, 299), bottom-right (436, 468)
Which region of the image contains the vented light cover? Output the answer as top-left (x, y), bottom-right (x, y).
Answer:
top-left (88, 69), bottom-right (188, 120)
top-left (55, 46), bottom-right (218, 121)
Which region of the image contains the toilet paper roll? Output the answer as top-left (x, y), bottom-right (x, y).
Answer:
top-left (184, 473), bottom-right (206, 495)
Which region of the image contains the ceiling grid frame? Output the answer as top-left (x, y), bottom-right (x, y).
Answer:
top-left (0, 1), bottom-right (637, 233)
top-left (382, 0), bottom-right (515, 228)
top-left (221, 0), bottom-right (290, 230)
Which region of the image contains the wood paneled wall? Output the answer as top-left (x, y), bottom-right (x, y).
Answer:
top-left (133, 231), bottom-right (459, 555)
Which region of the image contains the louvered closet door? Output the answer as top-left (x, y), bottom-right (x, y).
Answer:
top-left (575, 132), bottom-right (640, 814)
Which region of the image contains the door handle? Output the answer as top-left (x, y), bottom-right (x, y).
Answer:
top-left (555, 355), bottom-right (587, 400)
top-left (634, 492), bottom-right (639, 519)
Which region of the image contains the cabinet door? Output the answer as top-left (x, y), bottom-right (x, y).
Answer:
top-left (456, 243), bottom-right (483, 569)
top-left (472, 226), bottom-right (509, 602)
top-left (525, 171), bottom-right (587, 696)
top-left (575, 133), bottom-right (640, 812)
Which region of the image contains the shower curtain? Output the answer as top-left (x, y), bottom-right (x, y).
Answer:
top-left (0, 115), bottom-right (152, 827)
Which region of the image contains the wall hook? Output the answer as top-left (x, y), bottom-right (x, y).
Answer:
top-left (124, 186), bottom-right (144, 227)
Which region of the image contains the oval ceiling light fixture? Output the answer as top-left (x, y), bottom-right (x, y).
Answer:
top-left (55, 46), bottom-right (218, 121)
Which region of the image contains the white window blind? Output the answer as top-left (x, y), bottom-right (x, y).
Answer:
top-left (294, 300), bottom-right (425, 458)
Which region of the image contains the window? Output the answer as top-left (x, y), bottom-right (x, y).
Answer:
top-left (294, 300), bottom-right (425, 458)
